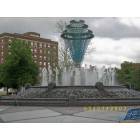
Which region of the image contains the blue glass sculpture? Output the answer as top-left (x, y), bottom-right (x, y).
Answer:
top-left (61, 20), bottom-right (94, 66)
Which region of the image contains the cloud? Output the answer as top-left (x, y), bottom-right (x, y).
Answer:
top-left (1, 17), bottom-right (140, 40)
top-left (0, 17), bottom-right (140, 67)
top-left (86, 18), bottom-right (140, 39)
top-left (83, 37), bottom-right (140, 67)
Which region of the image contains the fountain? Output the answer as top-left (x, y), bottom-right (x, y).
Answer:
top-left (40, 65), bottom-right (117, 86)
top-left (40, 20), bottom-right (115, 86)
top-left (39, 20), bottom-right (117, 87)
top-left (15, 20), bottom-right (140, 106)
top-left (61, 20), bottom-right (94, 67)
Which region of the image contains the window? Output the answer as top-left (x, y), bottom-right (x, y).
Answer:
top-left (34, 42), bottom-right (37, 46)
top-left (44, 44), bottom-right (46, 48)
top-left (39, 43), bottom-right (42, 47)
top-left (44, 62), bottom-right (46, 66)
top-left (44, 56), bottom-right (46, 59)
top-left (39, 56), bottom-right (42, 59)
top-left (40, 50), bottom-right (42, 53)
top-left (31, 42), bottom-right (33, 46)
top-left (9, 39), bottom-right (12, 42)
top-left (34, 49), bottom-right (37, 53)
top-left (39, 62), bottom-right (42, 65)
top-left (34, 55), bottom-right (37, 58)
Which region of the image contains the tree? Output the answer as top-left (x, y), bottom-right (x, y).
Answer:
top-left (56, 20), bottom-right (73, 69)
top-left (116, 61), bottom-right (140, 90)
top-left (0, 39), bottom-right (39, 92)
top-left (131, 67), bottom-right (140, 90)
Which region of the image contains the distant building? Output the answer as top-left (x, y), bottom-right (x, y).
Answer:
top-left (0, 32), bottom-right (58, 71)
top-left (121, 62), bottom-right (140, 70)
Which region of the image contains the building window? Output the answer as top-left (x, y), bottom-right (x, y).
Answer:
top-left (34, 49), bottom-right (37, 53)
top-left (8, 39), bottom-right (12, 42)
top-left (40, 50), bottom-right (42, 53)
top-left (43, 44), bottom-right (46, 48)
top-left (34, 42), bottom-right (37, 46)
top-left (45, 44), bottom-right (48, 48)
top-left (44, 56), bottom-right (46, 59)
top-left (31, 42), bottom-right (33, 46)
top-left (39, 43), bottom-right (42, 47)
top-left (39, 56), bottom-right (42, 59)
top-left (39, 62), bottom-right (42, 65)
top-left (34, 55), bottom-right (37, 58)
top-left (44, 62), bottom-right (46, 66)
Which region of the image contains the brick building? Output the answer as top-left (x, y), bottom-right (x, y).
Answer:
top-left (0, 32), bottom-right (58, 71)
top-left (121, 62), bottom-right (140, 70)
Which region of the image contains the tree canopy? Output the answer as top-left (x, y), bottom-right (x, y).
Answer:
top-left (0, 39), bottom-right (39, 89)
top-left (116, 61), bottom-right (140, 90)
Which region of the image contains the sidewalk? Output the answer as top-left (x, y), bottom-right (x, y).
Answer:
top-left (0, 106), bottom-right (128, 123)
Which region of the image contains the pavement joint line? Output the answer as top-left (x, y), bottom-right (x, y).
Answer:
top-left (0, 107), bottom-right (124, 122)
top-left (4, 113), bottom-right (118, 123)
top-left (0, 107), bottom-right (49, 114)
top-left (47, 108), bottom-right (86, 115)
top-left (71, 114), bottom-right (119, 122)
top-left (5, 114), bottom-right (63, 123)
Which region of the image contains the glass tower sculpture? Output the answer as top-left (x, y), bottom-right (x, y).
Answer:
top-left (61, 20), bottom-right (94, 67)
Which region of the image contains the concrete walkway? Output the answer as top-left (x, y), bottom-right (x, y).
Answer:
top-left (0, 106), bottom-right (132, 123)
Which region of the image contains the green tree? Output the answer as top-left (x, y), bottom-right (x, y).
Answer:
top-left (131, 67), bottom-right (140, 90)
top-left (0, 39), bottom-right (39, 92)
top-left (117, 61), bottom-right (140, 90)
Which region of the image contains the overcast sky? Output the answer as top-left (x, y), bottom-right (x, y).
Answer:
top-left (0, 17), bottom-right (140, 68)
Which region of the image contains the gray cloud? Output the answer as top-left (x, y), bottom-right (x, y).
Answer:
top-left (0, 17), bottom-right (140, 40)
top-left (0, 17), bottom-right (139, 67)
top-left (83, 17), bottom-right (140, 39)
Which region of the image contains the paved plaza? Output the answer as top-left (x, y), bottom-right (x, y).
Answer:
top-left (0, 105), bottom-right (136, 123)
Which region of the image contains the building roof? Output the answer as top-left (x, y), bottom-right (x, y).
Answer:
top-left (0, 32), bottom-right (58, 45)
